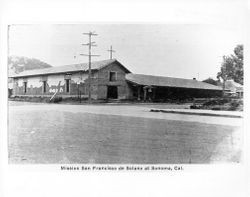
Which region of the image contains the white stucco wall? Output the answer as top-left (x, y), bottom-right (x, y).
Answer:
top-left (17, 78), bottom-right (24, 86)
top-left (47, 74), bottom-right (65, 86)
top-left (27, 77), bottom-right (41, 88)
top-left (13, 71), bottom-right (96, 96)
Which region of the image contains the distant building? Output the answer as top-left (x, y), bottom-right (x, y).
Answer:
top-left (9, 59), bottom-right (223, 101)
top-left (223, 80), bottom-right (243, 98)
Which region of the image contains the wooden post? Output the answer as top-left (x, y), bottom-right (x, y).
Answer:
top-left (143, 86), bottom-right (147, 102)
top-left (81, 31), bottom-right (99, 103)
top-left (153, 87), bottom-right (156, 101)
top-left (88, 34), bottom-right (92, 103)
top-left (77, 84), bottom-right (79, 100)
top-left (137, 86), bottom-right (141, 101)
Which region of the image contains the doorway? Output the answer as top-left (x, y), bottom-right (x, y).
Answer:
top-left (107, 86), bottom-right (118, 99)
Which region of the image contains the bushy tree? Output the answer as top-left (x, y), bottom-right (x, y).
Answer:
top-left (233, 45), bottom-right (243, 84)
top-left (217, 45), bottom-right (243, 91)
top-left (202, 77), bottom-right (218, 86)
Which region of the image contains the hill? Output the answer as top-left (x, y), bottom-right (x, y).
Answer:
top-left (8, 56), bottom-right (52, 75)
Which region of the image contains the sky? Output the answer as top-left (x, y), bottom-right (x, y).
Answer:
top-left (8, 2), bottom-right (245, 81)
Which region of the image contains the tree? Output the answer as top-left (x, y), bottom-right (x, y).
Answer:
top-left (233, 45), bottom-right (243, 84)
top-left (202, 77), bottom-right (218, 86)
top-left (217, 45), bottom-right (243, 92)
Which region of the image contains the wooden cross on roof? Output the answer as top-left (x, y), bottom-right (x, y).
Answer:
top-left (107, 45), bottom-right (115, 59)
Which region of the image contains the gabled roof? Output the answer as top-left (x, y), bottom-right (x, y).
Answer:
top-left (10, 59), bottom-right (131, 78)
top-left (126, 73), bottom-right (222, 90)
top-left (224, 80), bottom-right (243, 93)
top-left (224, 80), bottom-right (243, 88)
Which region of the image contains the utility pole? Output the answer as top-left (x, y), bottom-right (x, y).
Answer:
top-left (107, 45), bottom-right (115, 59)
top-left (80, 31), bottom-right (99, 103)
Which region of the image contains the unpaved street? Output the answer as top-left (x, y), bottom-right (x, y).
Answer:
top-left (8, 102), bottom-right (242, 164)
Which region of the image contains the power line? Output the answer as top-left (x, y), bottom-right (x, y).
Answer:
top-left (80, 31), bottom-right (100, 103)
top-left (107, 45), bottom-right (115, 59)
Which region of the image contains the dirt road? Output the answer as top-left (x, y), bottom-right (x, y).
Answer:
top-left (8, 102), bottom-right (242, 164)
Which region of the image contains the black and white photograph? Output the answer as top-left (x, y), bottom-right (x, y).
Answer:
top-left (1, 0), bottom-right (249, 197)
top-left (8, 24), bottom-right (243, 164)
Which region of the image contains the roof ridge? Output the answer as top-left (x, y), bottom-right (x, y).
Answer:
top-left (10, 59), bottom-right (118, 78)
top-left (126, 73), bottom-right (222, 90)
top-left (128, 73), bottom-right (201, 82)
top-left (59, 58), bottom-right (116, 67)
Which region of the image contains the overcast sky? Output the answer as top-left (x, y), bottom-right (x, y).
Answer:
top-left (8, 2), bottom-right (245, 81)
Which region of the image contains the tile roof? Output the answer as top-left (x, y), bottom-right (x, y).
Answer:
top-left (126, 73), bottom-right (222, 90)
top-left (10, 59), bottom-right (123, 78)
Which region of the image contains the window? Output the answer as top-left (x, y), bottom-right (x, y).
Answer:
top-left (65, 79), bottom-right (70, 93)
top-left (23, 82), bottom-right (27, 93)
top-left (109, 71), bottom-right (116, 81)
top-left (43, 81), bottom-right (47, 93)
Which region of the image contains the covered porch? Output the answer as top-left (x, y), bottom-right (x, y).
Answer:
top-left (129, 83), bottom-right (222, 102)
top-left (126, 73), bottom-right (223, 102)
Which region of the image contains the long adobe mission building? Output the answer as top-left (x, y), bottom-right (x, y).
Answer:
top-left (9, 59), bottom-right (222, 101)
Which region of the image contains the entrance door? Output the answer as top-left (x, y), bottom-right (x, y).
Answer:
top-left (107, 86), bottom-right (118, 99)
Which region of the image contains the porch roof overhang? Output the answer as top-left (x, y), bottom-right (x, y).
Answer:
top-left (126, 73), bottom-right (222, 91)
